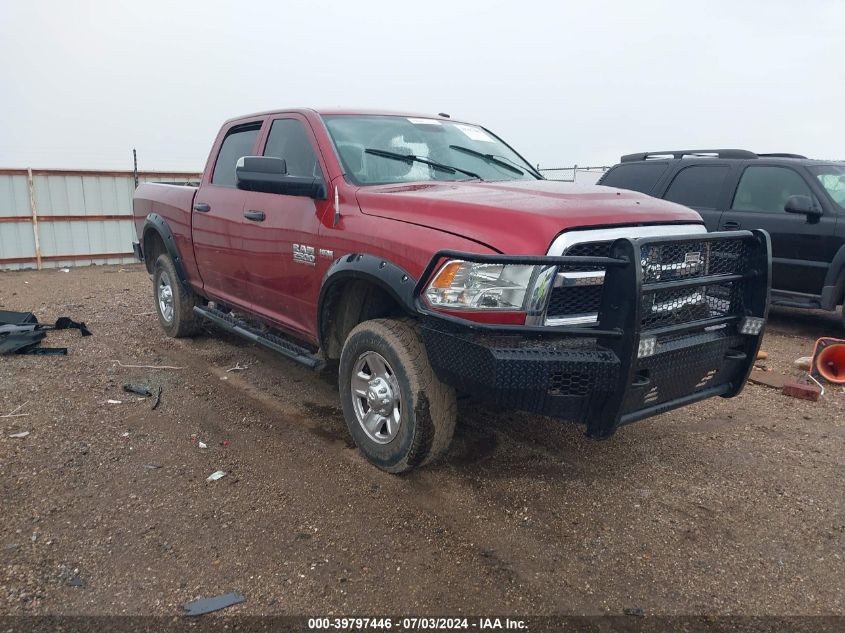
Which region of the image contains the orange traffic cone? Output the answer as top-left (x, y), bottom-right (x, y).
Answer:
top-left (811, 337), bottom-right (845, 384)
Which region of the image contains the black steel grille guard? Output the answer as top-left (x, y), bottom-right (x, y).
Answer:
top-left (413, 229), bottom-right (771, 438)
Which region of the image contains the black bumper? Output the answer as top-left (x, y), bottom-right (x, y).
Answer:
top-left (416, 230), bottom-right (770, 439)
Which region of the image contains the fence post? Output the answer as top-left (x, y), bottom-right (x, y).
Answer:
top-left (26, 168), bottom-right (42, 270)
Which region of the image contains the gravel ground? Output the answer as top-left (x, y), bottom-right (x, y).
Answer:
top-left (0, 265), bottom-right (843, 617)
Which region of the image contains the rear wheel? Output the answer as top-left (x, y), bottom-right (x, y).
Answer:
top-left (152, 254), bottom-right (201, 337)
top-left (339, 318), bottom-right (457, 473)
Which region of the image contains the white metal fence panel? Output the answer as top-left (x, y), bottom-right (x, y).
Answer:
top-left (0, 169), bottom-right (201, 271)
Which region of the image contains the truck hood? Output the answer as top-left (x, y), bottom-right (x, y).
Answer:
top-left (355, 180), bottom-right (702, 254)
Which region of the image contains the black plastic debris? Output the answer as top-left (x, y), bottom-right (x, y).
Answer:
top-left (623, 607), bottom-right (645, 617)
top-left (65, 575), bottom-right (84, 587)
top-left (0, 310), bottom-right (91, 356)
top-left (151, 386), bottom-right (163, 410)
top-left (123, 384), bottom-right (153, 397)
top-left (182, 592), bottom-right (246, 616)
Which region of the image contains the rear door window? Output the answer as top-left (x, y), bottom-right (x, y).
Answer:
top-left (600, 163), bottom-right (668, 194)
top-left (663, 165), bottom-right (730, 209)
top-left (211, 124), bottom-right (262, 187)
top-left (732, 166), bottom-right (815, 212)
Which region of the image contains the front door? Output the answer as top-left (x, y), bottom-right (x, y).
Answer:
top-left (242, 115), bottom-right (332, 336)
top-left (720, 165), bottom-right (837, 295)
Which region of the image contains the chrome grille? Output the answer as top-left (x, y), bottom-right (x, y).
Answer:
top-left (543, 225), bottom-right (708, 327)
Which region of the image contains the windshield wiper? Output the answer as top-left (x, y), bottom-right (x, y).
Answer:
top-left (448, 145), bottom-right (525, 175)
top-left (364, 148), bottom-right (482, 181)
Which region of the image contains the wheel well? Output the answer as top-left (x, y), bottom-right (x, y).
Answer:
top-left (320, 279), bottom-right (409, 359)
top-left (142, 228), bottom-right (167, 274)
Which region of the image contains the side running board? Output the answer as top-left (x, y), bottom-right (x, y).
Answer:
top-left (193, 306), bottom-right (325, 370)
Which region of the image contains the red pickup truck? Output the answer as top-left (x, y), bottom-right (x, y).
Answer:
top-left (132, 108), bottom-right (770, 473)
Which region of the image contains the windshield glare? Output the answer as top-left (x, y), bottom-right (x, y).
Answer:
top-left (809, 165), bottom-right (845, 210)
top-left (322, 115), bottom-right (540, 185)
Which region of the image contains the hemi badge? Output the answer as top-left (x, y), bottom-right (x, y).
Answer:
top-left (684, 252), bottom-right (701, 264)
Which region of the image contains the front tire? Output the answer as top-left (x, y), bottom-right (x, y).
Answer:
top-left (339, 318), bottom-right (457, 473)
top-left (152, 254), bottom-right (201, 338)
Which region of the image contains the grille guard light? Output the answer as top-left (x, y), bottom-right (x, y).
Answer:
top-left (637, 336), bottom-right (657, 358)
top-left (739, 316), bottom-right (765, 335)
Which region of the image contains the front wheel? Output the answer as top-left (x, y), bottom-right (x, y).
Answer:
top-left (339, 318), bottom-right (457, 473)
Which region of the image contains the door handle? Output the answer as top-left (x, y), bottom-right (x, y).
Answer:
top-left (193, 202), bottom-right (211, 213)
top-left (244, 210), bottom-right (266, 222)
top-left (721, 221), bottom-right (740, 230)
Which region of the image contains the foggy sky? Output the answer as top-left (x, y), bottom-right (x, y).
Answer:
top-left (0, 0), bottom-right (841, 172)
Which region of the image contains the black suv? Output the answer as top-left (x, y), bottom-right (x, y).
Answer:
top-left (599, 150), bottom-right (845, 325)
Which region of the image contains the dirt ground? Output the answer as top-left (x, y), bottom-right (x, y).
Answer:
top-left (0, 264), bottom-right (843, 617)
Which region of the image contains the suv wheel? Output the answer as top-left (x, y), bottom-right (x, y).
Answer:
top-left (152, 254), bottom-right (201, 338)
top-left (339, 318), bottom-right (457, 473)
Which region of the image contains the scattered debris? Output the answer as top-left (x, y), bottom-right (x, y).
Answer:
top-left (59, 268), bottom-right (70, 273)
top-left (143, 464), bottom-right (161, 470)
top-left (110, 360), bottom-right (185, 370)
top-left (206, 470), bottom-right (226, 482)
top-left (221, 439), bottom-right (230, 448)
top-left (0, 310), bottom-right (90, 356)
top-left (226, 362), bottom-right (248, 372)
top-left (65, 575), bottom-right (83, 587)
top-left (123, 383), bottom-right (153, 397)
top-left (9, 431), bottom-right (30, 439)
top-left (198, 441), bottom-right (208, 449)
top-left (807, 374), bottom-right (825, 397)
top-left (121, 432), bottom-right (130, 438)
top-left (794, 356), bottom-right (813, 371)
top-left (756, 350), bottom-right (769, 361)
top-left (782, 381), bottom-right (821, 402)
top-left (151, 386), bottom-right (163, 410)
top-left (106, 399), bottom-right (123, 405)
top-left (748, 369), bottom-right (786, 390)
top-left (181, 592), bottom-right (245, 617)
top-left (1, 403), bottom-right (29, 418)
top-left (623, 607), bottom-right (645, 617)
top-left (134, 311), bottom-right (155, 316)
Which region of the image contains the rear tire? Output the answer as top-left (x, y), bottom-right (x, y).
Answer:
top-left (152, 254), bottom-right (201, 338)
top-left (339, 318), bottom-right (457, 473)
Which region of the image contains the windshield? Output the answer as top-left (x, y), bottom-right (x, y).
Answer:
top-left (808, 164), bottom-right (845, 210)
top-left (322, 115), bottom-right (542, 185)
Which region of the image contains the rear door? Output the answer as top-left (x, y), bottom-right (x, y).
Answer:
top-left (241, 115), bottom-right (332, 337)
top-left (658, 163), bottom-right (732, 231)
top-left (720, 165), bottom-right (836, 294)
top-left (192, 121), bottom-right (262, 306)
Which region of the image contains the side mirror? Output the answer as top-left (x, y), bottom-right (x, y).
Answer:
top-left (236, 156), bottom-right (326, 198)
top-left (784, 194), bottom-right (819, 217)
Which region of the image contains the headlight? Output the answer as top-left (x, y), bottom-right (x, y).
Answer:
top-left (424, 260), bottom-right (536, 310)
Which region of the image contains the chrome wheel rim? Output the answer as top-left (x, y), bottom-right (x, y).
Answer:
top-left (351, 351), bottom-right (401, 444)
top-left (158, 271), bottom-right (174, 323)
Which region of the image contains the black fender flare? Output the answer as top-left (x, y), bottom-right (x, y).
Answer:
top-left (141, 213), bottom-right (190, 287)
top-left (821, 244), bottom-right (845, 309)
top-left (317, 253), bottom-right (419, 350)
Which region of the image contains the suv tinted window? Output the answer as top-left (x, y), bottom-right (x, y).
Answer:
top-left (600, 163), bottom-right (668, 194)
top-left (211, 124), bottom-right (261, 187)
top-left (732, 166), bottom-right (813, 212)
top-left (264, 119), bottom-right (323, 179)
top-left (664, 165), bottom-right (729, 209)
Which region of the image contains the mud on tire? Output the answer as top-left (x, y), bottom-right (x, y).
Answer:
top-left (339, 318), bottom-right (457, 473)
top-left (152, 254), bottom-right (201, 338)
